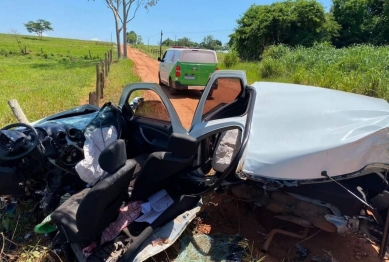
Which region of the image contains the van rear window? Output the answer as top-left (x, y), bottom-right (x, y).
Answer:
top-left (180, 51), bottom-right (217, 63)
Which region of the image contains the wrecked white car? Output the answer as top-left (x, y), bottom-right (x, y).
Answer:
top-left (1, 70), bottom-right (389, 260)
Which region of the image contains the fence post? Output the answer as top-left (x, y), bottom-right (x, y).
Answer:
top-left (95, 64), bottom-right (100, 106)
top-left (101, 62), bottom-right (105, 86)
top-left (89, 50), bottom-right (92, 59)
top-left (107, 56), bottom-right (110, 73)
top-left (105, 53), bottom-right (108, 76)
top-left (89, 92), bottom-right (97, 106)
top-left (109, 50), bottom-right (112, 64)
top-left (99, 72), bottom-right (104, 99)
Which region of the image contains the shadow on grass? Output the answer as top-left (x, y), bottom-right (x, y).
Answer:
top-left (29, 59), bottom-right (101, 69)
top-left (21, 36), bottom-right (48, 41)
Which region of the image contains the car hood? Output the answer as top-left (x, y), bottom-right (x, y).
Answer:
top-left (241, 82), bottom-right (389, 181)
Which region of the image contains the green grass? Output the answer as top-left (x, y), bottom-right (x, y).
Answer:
top-left (102, 59), bottom-right (141, 104)
top-left (136, 44), bottom-right (168, 60)
top-left (225, 43), bottom-right (389, 100)
top-left (0, 33), bottom-right (117, 126)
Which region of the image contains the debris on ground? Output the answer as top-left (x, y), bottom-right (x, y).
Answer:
top-left (295, 244), bottom-right (310, 261)
top-left (175, 234), bottom-right (247, 262)
top-left (311, 250), bottom-right (339, 262)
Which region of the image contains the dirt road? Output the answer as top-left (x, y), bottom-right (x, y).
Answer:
top-left (127, 47), bottom-right (199, 129)
top-left (127, 46), bottom-right (383, 262)
top-left (126, 47), bottom-right (241, 129)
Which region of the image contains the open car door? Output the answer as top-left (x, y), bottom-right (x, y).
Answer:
top-left (187, 70), bottom-right (255, 191)
top-left (118, 82), bottom-right (186, 158)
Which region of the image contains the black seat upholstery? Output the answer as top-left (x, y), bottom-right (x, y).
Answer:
top-left (130, 133), bottom-right (197, 200)
top-left (51, 139), bottom-right (136, 245)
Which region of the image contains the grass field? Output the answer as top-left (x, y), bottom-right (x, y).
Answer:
top-left (0, 33), bottom-right (140, 127)
top-left (257, 44), bottom-right (389, 100)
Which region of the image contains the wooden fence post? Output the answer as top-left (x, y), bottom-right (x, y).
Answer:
top-left (99, 72), bottom-right (104, 99)
top-left (89, 50), bottom-right (92, 59)
top-left (109, 50), bottom-right (112, 64)
top-left (104, 53), bottom-right (108, 76)
top-left (7, 99), bottom-right (29, 124)
top-left (107, 52), bottom-right (111, 73)
top-left (89, 92), bottom-right (97, 106)
top-left (101, 62), bottom-right (105, 85)
top-left (95, 64), bottom-right (100, 106)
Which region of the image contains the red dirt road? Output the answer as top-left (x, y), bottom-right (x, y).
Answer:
top-left (127, 47), bottom-right (199, 129)
top-left (127, 46), bottom-right (383, 262)
top-left (126, 47), bottom-right (241, 129)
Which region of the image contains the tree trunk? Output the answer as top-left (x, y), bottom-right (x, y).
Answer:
top-left (115, 17), bottom-right (121, 59)
top-left (122, 0), bottom-right (128, 58)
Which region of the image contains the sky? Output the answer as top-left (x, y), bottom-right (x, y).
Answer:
top-left (0, 0), bottom-right (333, 46)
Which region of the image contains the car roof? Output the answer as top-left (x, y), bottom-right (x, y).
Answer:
top-left (166, 48), bottom-right (216, 52)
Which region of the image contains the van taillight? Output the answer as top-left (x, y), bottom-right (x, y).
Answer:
top-left (216, 67), bottom-right (219, 70)
top-left (175, 65), bottom-right (181, 77)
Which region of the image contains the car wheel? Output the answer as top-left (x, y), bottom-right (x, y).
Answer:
top-left (169, 78), bottom-right (178, 95)
top-left (158, 72), bottom-right (164, 86)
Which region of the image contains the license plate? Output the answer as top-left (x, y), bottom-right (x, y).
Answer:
top-left (185, 75), bottom-right (195, 80)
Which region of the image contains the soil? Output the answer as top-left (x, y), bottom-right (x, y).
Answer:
top-left (126, 46), bottom-right (385, 262)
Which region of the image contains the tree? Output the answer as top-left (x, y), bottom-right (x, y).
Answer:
top-left (103, 0), bottom-right (158, 59)
top-left (127, 30), bottom-right (137, 44)
top-left (176, 37), bottom-right (192, 47)
top-left (24, 19), bottom-right (53, 39)
top-left (200, 35), bottom-right (223, 50)
top-left (162, 38), bottom-right (174, 46)
top-left (137, 35), bottom-right (143, 45)
top-left (331, 0), bottom-right (389, 47)
top-left (230, 0), bottom-right (338, 61)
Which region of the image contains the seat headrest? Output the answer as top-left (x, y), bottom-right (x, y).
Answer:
top-left (168, 133), bottom-right (197, 158)
top-left (98, 139), bottom-right (127, 174)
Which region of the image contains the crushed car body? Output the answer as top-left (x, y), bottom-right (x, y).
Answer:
top-left (1, 70), bottom-right (389, 260)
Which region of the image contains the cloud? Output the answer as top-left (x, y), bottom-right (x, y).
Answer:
top-left (91, 38), bottom-right (101, 41)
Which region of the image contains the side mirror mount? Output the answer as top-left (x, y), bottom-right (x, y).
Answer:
top-left (157, 57), bottom-right (162, 62)
top-left (129, 97), bottom-right (144, 111)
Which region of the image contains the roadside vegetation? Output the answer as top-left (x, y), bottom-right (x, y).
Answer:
top-left (0, 33), bottom-right (139, 127)
top-left (219, 44), bottom-right (389, 100)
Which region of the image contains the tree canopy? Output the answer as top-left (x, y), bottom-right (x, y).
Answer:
top-left (161, 35), bottom-right (223, 50)
top-left (230, 0), bottom-right (339, 60)
top-left (127, 30), bottom-right (137, 44)
top-left (24, 19), bottom-right (53, 39)
top-left (199, 35), bottom-right (223, 50)
top-left (230, 0), bottom-right (389, 60)
top-left (331, 0), bottom-right (389, 47)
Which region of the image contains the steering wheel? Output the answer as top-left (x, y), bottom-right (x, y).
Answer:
top-left (0, 123), bottom-right (39, 161)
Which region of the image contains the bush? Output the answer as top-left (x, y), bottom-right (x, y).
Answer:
top-left (262, 44), bottom-right (290, 60)
top-left (223, 51), bottom-right (239, 68)
top-left (258, 58), bottom-right (285, 78)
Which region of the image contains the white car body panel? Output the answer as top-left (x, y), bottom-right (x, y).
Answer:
top-left (241, 82), bottom-right (389, 181)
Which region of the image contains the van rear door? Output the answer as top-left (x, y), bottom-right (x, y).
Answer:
top-left (177, 50), bottom-right (218, 87)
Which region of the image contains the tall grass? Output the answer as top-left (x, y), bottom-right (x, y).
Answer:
top-left (258, 43), bottom-right (389, 100)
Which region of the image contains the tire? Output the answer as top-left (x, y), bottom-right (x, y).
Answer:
top-left (158, 72), bottom-right (164, 86)
top-left (169, 78), bottom-right (178, 95)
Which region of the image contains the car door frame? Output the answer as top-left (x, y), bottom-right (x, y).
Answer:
top-left (189, 70), bottom-right (249, 135)
top-left (119, 82), bottom-right (187, 135)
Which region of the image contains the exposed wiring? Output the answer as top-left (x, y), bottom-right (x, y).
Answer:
top-left (286, 230), bottom-right (322, 262)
